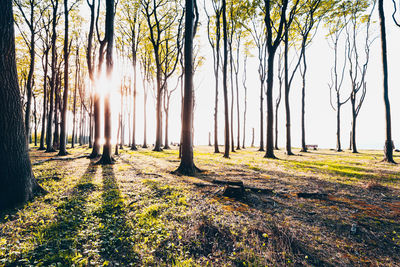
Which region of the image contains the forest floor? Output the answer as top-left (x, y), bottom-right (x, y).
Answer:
top-left (1, 145), bottom-right (400, 266)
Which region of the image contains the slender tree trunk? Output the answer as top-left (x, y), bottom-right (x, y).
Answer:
top-left (300, 48), bottom-right (307, 152)
top-left (284, 29), bottom-right (293, 155)
top-left (45, 1), bottom-right (58, 153)
top-left (131, 62), bottom-right (137, 150)
top-left (259, 82), bottom-right (264, 151)
top-left (336, 96), bottom-right (342, 152)
top-left (0, 0), bottom-right (44, 210)
top-left (143, 89), bottom-right (148, 148)
top-left (39, 51), bottom-right (48, 150)
top-left (25, 28), bottom-right (35, 141)
top-left (351, 102), bottom-right (357, 153)
top-left (378, 0), bottom-right (395, 163)
top-left (222, 0), bottom-right (229, 158)
top-left (53, 82), bottom-right (59, 149)
top-left (71, 50), bottom-right (78, 148)
top-left (229, 47), bottom-right (235, 153)
top-left (59, 0), bottom-right (69, 156)
top-left (251, 127), bottom-right (254, 147)
top-left (235, 59), bottom-right (240, 151)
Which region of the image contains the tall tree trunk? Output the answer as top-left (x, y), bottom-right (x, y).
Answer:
top-left (71, 49), bottom-right (78, 148)
top-left (53, 81), bottom-right (59, 149)
top-left (251, 127), bottom-right (254, 147)
top-left (265, 53), bottom-right (276, 158)
top-left (45, 0), bottom-right (58, 153)
top-left (175, 0), bottom-right (199, 175)
top-left (98, 0), bottom-right (115, 164)
top-left (235, 52), bottom-right (240, 150)
top-left (378, 0), bottom-right (395, 163)
top-left (351, 99), bottom-right (357, 153)
top-left (0, 0), bottom-right (43, 210)
top-left (25, 27), bottom-right (35, 141)
top-left (222, 0), bottom-right (229, 158)
top-left (229, 46), bottom-right (235, 153)
top-left (59, 0), bottom-right (69, 156)
top-left (300, 48), bottom-right (307, 152)
top-left (39, 51), bottom-right (48, 150)
top-left (259, 83), bottom-right (264, 151)
top-left (143, 88), bottom-right (148, 148)
top-left (131, 60), bottom-right (137, 150)
top-left (336, 95), bottom-right (342, 152)
top-left (242, 56), bottom-right (247, 149)
top-left (284, 28), bottom-right (293, 155)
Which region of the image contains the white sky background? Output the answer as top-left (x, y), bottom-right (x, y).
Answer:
top-left (79, 1), bottom-right (400, 150)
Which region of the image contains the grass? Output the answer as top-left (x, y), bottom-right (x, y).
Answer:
top-left (1, 146), bottom-right (400, 266)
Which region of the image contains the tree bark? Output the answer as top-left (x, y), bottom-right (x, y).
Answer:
top-left (45, 0), bottom-right (58, 153)
top-left (378, 0), bottom-right (395, 163)
top-left (284, 27), bottom-right (293, 155)
top-left (98, 0), bottom-right (115, 165)
top-left (222, 0), bottom-right (230, 158)
top-left (175, 0), bottom-right (199, 175)
top-left (0, 0), bottom-right (43, 210)
top-left (58, 0), bottom-right (69, 156)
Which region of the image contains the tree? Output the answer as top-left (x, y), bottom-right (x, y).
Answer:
top-left (0, 0), bottom-right (43, 211)
top-left (282, 1), bottom-right (300, 156)
top-left (45, 0), bottom-right (59, 153)
top-left (13, 0), bottom-right (45, 140)
top-left (38, 12), bottom-right (51, 150)
top-left (294, 0), bottom-right (324, 152)
top-left (204, 0), bottom-right (222, 154)
top-left (175, 0), bottom-right (200, 175)
top-left (142, 0), bottom-right (182, 152)
top-left (274, 49), bottom-right (283, 150)
top-left (98, 0), bottom-right (115, 165)
top-left (242, 53), bottom-right (248, 148)
top-left (222, 0), bottom-right (230, 158)
top-left (264, 0), bottom-right (291, 159)
top-left (242, 0), bottom-right (266, 152)
top-left (327, 4), bottom-right (349, 152)
top-left (378, 0), bottom-right (395, 163)
top-left (58, 0), bottom-right (73, 156)
top-left (346, 0), bottom-right (374, 153)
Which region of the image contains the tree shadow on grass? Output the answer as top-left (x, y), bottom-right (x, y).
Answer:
top-left (10, 163), bottom-right (98, 266)
top-left (97, 165), bottom-right (140, 265)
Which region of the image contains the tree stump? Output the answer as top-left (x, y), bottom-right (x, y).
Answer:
top-left (223, 185), bottom-right (245, 199)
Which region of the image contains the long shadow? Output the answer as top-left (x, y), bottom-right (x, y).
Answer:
top-left (9, 163), bottom-right (98, 266)
top-left (97, 165), bottom-right (140, 265)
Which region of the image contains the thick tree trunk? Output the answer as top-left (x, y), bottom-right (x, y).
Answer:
top-left (59, 0), bottom-right (69, 156)
top-left (98, 0), bottom-right (115, 165)
top-left (175, 0), bottom-right (199, 175)
top-left (0, 0), bottom-right (43, 210)
top-left (379, 0), bottom-right (395, 163)
top-left (265, 53), bottom-right (276, 159)
top-left (154, 68), bottom-right (163, 151)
